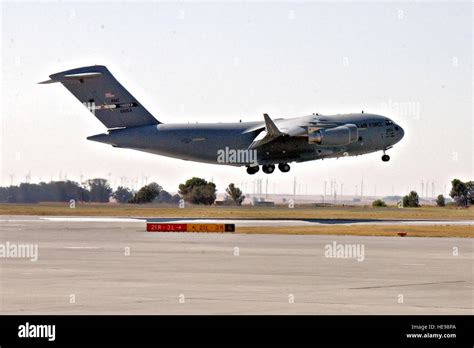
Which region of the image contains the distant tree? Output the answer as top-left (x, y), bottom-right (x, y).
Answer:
top-left (154, 190), bottom-right (181, 204)
top-left (113, 186), bottom-right (133, 203)
top-left (372, 199), bottom-right (387, 207)
top-left (0, 186), bottom-right (19, 203)
top-left (436, 194), bottom-right (446, 207)
top-left (49, 181), bottom-right (89, 202)
top-left (0, 181), bottom-right (89, 203)
top-left (129, 182), bottom-right (162, 204)
top-left (0, 187), bottom-right (8, 203)
top-left (87, 178), bottom-right (112, 202)
top-left (16, 183), bottom-right (42, 203)
top-left (178, 177), bottom-right (216, 205)
top-left (466, 181), bottom-right (474, 205)
top-left (225, 183), bottom-right (245, 206)
top-left (402, 191), bottom-right (420, 207)
top-left (449, 179), bottom-right (469, 207)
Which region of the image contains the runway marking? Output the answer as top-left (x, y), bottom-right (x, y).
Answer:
top-left (42, 217), bottom-right (142, 223)
top-left (0, 219), bottom-right (48, 222)
top-left (401, 263), bottom-right (426, 266)
top-left (64, 247), bottom-right (102, 250)
top-left (350, 280), bottom-right (466, 290)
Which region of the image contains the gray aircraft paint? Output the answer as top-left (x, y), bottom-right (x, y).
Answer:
top-left (41, 65), bottom-right (404, 171)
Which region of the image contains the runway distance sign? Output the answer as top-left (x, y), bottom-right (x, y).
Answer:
top-left (146, 223), bottom-right (235, 233)
top-left (146, 223), bottom-right (187, 232)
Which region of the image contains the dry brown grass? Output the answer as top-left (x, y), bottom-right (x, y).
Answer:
top-left (0, 202), bottom-right (472, 220)
top-left (237, 225), bottom-right (474, 238)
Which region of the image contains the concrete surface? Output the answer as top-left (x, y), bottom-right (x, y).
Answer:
top-left (41, 216), bottom-right (474, 226)
top-left (0, 216), bottom-right (472, 314)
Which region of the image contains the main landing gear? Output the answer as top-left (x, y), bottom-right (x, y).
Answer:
top-left (262, 164), bottom-right (275, 174)
top-left (246, 166), bottom-right (260, 175)
top-left (278, 163), bottom-right (290, 173)
top-left (246, 163), bottom-right (291, 175)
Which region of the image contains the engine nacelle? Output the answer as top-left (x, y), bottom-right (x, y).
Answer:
top-left (308, 124), bottom-right (359, 145)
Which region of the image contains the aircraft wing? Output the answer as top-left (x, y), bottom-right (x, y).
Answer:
top-left (248, 114), bottom-right (284, 148)
top-left (248, 114), bottom-right (312, 149)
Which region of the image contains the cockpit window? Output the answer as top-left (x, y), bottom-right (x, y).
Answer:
top-left (385, 120), bottom-right (394, 126)
top-left (369, 122), bottom-right (383, 127)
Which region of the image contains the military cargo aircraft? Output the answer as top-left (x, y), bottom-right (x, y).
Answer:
top-left (40, 65), bottom-right (404, 174)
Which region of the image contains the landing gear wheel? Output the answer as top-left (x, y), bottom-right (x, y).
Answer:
top-left (278, 163), bottom-right (290, 173)
top-left (246, 166), bottom-right (260, 175)
top-left (262, 164), bottom-right (275, 174)
top-left (382, 154), bottom-right (390, 162)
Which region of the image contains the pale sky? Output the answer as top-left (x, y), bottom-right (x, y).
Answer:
top-left (1, 1), bottom-right (472, 197)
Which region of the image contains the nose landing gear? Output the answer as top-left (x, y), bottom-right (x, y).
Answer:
top-left (382, 149), bottom-right (390, 162)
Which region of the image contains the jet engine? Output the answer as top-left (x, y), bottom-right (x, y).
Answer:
top-left (308, 124), bottom-right (359, 146)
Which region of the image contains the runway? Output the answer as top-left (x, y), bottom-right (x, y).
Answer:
top-left (38, 216), bottom-right (474, 226)
top-left (0, 216), bottom-right (472, 314)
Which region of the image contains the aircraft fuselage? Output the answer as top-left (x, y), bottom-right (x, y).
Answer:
top-left (88, 113), bottom-right (404, 170)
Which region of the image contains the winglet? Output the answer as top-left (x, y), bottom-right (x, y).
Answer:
top-left (263, 113), bottom-right (283, 136)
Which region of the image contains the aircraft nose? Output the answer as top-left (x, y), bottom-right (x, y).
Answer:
top-left (395, 124), bottom-right (404, 140)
